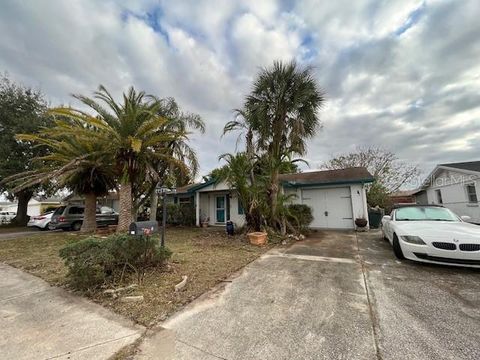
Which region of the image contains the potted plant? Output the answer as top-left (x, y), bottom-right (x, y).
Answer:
top-left (355, 217), bottom-right (368, 230)
top-left (200, 214), bottom-right (209, 228)
top-left (247, 231), bottom-right (268, 246)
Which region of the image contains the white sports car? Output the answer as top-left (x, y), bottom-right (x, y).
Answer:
top-left (381, 205), bottom-right (480, 268)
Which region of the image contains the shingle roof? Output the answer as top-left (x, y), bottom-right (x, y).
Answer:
top-left (440, 161), bottom-right (480, 173)
top-left (279, 167), bottom-right (374, 187)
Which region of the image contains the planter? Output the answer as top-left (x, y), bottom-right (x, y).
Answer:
top-left (355, 218), bottom-right (368, 228)
top-left (201, 222), bottom-right (209, 228)
top-left (247, 232), bottom-right (268, 246)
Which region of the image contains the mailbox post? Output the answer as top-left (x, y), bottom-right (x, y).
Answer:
top-left (156, 185), bottom-right (176, 248)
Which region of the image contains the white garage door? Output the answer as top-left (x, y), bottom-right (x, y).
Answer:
top-left (301, 187), bottom-right (354, 229)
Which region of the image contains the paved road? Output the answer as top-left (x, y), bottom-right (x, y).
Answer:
top-left (140, 230), bottom-right (480, 360)
top-left (0, 263), bottom-right (143, 360)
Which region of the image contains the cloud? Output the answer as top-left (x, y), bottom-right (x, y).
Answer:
top-left (0, 0), bottom-right (479, 185)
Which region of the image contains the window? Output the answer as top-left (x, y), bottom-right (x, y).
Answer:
top-left (179, 197), bottom-right (191, 204)
top-left (395, 206), bottom-right (458, 222)
top-left (435, 189), bottom-right (443, 204)
top-left (238, 199), bottom-right (244, 215)
top-left (68, 206), bottom-right (84, 215)
top-left (466, 183), bottom-right (478, 203)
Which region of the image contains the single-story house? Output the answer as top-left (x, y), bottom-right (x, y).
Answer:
top-left (0, 197), bottom-right (61, 216)
top-left (414, 161), bottom-right (480, 223)
top-left (63, 192), bottom-right (120, 212)
top-left (173, 167), bottom-right (374, 230)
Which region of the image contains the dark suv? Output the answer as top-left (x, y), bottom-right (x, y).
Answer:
top-left (49, 205), bottom-right (119, 231)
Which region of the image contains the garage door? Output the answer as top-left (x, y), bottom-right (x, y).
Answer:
top-left (301, 187), bottom-right (354, 229)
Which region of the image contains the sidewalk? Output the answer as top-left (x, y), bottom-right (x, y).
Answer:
top-left (0, 263), bottom-right (143, 360)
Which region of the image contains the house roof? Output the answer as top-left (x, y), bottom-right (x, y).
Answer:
top-left (279, 167), bottom-right (374, 187)
top-left (389, 190), bottom-right (417, 197)
top-left (439, 161), bottom-right (480, 173)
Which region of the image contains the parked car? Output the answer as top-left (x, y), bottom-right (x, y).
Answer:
top-left (49, 205), bottom-right (118, 231)
top-left (382, 204), bottom-right (480, 268)
top-left (27, 211), bottom-right (55, 230)
top-left (0, 211), bottom-right (16, 224)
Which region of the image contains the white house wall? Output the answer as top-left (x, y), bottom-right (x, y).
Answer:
top-left (198, 190), bottom-right (246, 227)
top-left (285, 183), bottom-right (369, 229)
top-left (425, 169), bottom-right (480, 222)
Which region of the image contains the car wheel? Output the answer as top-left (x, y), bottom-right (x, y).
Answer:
top-left (41, 223), bottom-right (50, 231)
top-left (71, 222), bottom-right (82, 231)
top-left (392, 234), bottom-right (405, 259)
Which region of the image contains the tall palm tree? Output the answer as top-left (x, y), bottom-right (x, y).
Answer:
top-left (226, 61), bottom-right (325, 226)
top-left (53, 86), bottom-right (189, 232)
top-left (146, 97), bottom-right (205, 220)
top-left (8, 116), bottom-right (116, 232)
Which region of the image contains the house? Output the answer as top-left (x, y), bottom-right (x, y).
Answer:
top-left (63, 192), bottom-right (120, 212)
top-left (0, 197), bottom-right (61, 216)
top-left (414, 161), bottom-right (480, 223)
top-left (178, 167), bottom-right (374, 229)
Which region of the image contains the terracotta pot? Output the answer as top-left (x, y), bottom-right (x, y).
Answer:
top-left (201, 222), bottom-right (209, 228)
top-left (355, 218), bottom-right (368, 227)
top-left (247, 232), bottom-right (268, 246)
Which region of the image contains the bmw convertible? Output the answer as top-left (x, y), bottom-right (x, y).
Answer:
top-left (381, 204), bottom-right (480, 268)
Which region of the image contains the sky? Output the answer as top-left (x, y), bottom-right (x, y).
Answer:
top-left (1, 0), bottom-right (479, 185)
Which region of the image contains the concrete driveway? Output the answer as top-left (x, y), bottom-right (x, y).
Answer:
top-left (143, 230), bottom-right (480, 360)
top-left (0, 263), bottom-right (143, 360)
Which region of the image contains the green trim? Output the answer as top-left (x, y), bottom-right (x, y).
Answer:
top-left (282, 178), bottom-right (374, 188)
top-left (187, 178), bottom-right (217, 193)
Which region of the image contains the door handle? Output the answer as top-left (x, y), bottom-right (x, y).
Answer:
top-left (324, 211), bottom-right (328, 216)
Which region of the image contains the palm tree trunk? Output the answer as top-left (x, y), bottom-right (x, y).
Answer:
top-left (269, 170), bottom-right (279, 226)
top-left (81, 192), bottom-right (97, 233)
top-left (149, 191), bottom-right (158, 221)
top-left (117, 182), bottom-right (133, 232)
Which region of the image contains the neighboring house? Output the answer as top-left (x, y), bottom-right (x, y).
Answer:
top-left (415, 161), bottom-right (480, 223)
top-left (1, 197), bottom-right (61, 216)
top-left (177, 167), bottom-right (374, 230)
top-left (389, 190), bottom-right (417, 204)
top-left (64, 192), bottom-right (120, 212)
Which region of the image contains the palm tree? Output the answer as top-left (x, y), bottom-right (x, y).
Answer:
top-left (147, 98), bottom-right (205, 220)
top-left (53, 86), bottom-right (190, 232)
top-left (226, 61), bottom-right (325, 227)
top-left (8, 116), bottom-right (116, 232)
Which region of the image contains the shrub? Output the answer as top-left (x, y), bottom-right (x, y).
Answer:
top-left (159, 203), bottom-right (195, 226)
top-left (59, 234), bottom-right (172, 290)
top-left (286, 204), bottom-right (313, 232)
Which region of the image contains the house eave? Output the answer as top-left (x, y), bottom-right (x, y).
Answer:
top-left (282, 178), bottom-right (374, 188)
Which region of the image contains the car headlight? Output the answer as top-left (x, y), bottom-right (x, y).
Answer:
top-left (401, 235), bottom-right (426, 245)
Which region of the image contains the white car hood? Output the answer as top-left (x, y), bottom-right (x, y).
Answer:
top-left (395, 221), bottom-right (480, 242)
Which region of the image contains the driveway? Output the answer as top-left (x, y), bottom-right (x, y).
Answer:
top-left (0, 263), bottom-right (143, 359)
top-left (141, 230), bottom-right (480, 360)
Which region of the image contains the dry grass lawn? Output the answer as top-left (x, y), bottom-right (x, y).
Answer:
top-left (0, 228), bottom-right (268, 326)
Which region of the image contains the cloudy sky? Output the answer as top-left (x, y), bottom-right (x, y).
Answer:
top-left (1, 0), bottom-right (479, 183)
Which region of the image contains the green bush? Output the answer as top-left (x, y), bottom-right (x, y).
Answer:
top-left (286, 204), bottom-right (313, 231)
top-left (59, 234), bottom-right (172, 290)
top-left (159, 203), bottom-right (195, 226)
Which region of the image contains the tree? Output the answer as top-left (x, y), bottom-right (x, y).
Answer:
top-left (52, 86), bottom-right (192, 232)
top-left (224, 61), bottom-right (325, 230)
top-left (146, 97), bottom-right (204, 221)
top-left (0, 75), bottom-right (52, 225)
top-left (321, 146), bottom-right (420, 193)
top-left (8, 116), bottom-right (116, 233)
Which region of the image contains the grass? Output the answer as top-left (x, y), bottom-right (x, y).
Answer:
top-left (0, 228), bottom-right (268, 326)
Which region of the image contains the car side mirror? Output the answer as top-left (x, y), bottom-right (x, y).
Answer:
top-left (382, 215), bottom-right (391, 221)
top-left (461, 215), bottom-right (471, 222)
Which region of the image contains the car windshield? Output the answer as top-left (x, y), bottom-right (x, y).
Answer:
top-left (395, 206), bottom-right (459, 221)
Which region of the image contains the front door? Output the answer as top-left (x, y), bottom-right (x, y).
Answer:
top-left (216, 196), bottom-right (226, 223)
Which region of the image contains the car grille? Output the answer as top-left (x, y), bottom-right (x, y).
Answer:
top-left (432, 242), bottom-right (456, 250)
top-left (414, 253), bottom-right (480, 266)
top-left (459, 244), bottom-right (480, 252)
